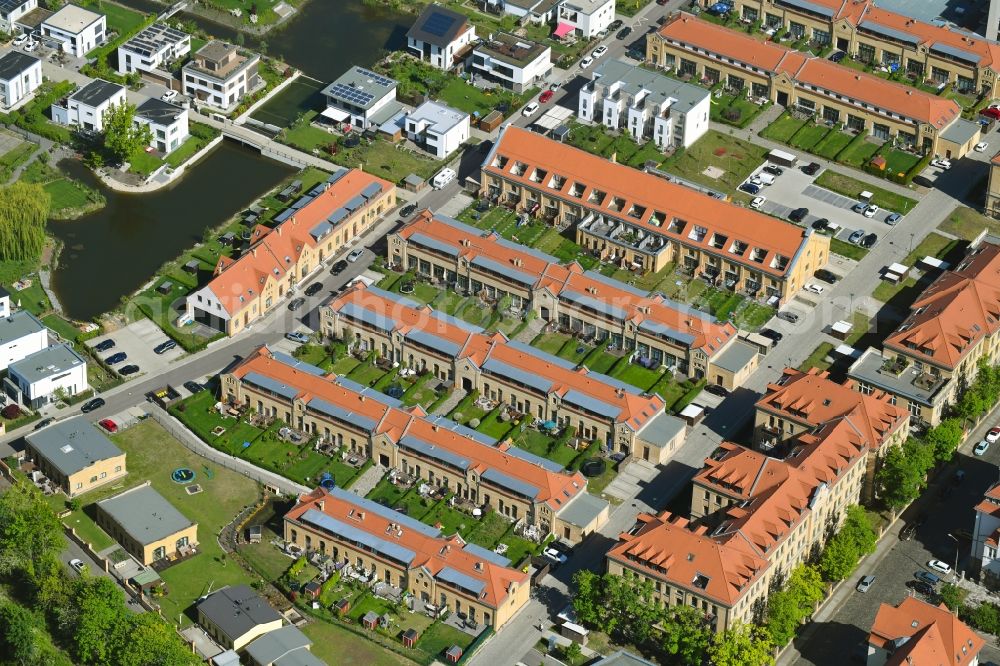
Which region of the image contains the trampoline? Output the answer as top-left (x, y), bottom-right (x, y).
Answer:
top-left (319, 472), bottom-right (336, 490)
top-left (171, 468), bottom-right (195, 483)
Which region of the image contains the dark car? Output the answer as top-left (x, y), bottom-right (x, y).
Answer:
top-left (739, 182), bottom-right (761, 195)
top-left (94, 339), bottom-right (115, 352)
top-left (608, 19), bottom-right (623, 31)
top-left (906, 580), bottom-right (935, 596)
top-left (400, 203), bottom-right (417, 217)
top-left (802, 162), bottom-right (821, 175)
top-left (183, 381), bottom-right (203, 394)
top-left (811, 218), bottom-right (830, 232)
top-left (915, 570), bottom-right (941, 586)
top-left (704, 384), bottom-right (730, 397)
top-left (829, 50), bottom-right (846, 63)
top-left (330, 260), bottom-right (348, 275)
top-left (900, 523), bottom-right (917, 541)
top-left (760, 328), bottom-right (783, 342)
top-left (119, 364), bottom-right (140, 376)
top-left (288, 297), bottom-right (306, 311)
top-left (814, 268), bottom-right (839, 284)
top-left (34, 417), bottom-right (55, 430)
top-left (777, 311), bottom-right (800, 323)
top-left (105, 352), bottom-right (127, 365)
top-left (616, 26), bottom-right (632, 39)
top-left (81, 397), bottom-right (105, 413)
top-left (153, 340), bottom-right (176, 355)
top-left (861, 232), bottom-right (878, 248)
top-left (789, 207), bottom-right (809, 222)
top-left (912, 175), bottom-right (935, 188)
top-left (656, 0), bottom-right (668, 5)
top-left (763, 164), bottom-right (784, 176)
top-left (304, 282), bottom-right (323, 297)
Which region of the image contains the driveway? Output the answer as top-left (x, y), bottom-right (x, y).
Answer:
top-left (85, 319), bottom-right (184, 380)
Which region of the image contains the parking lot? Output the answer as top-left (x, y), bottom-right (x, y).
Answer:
top-left (85, 319), bottom-right (184, 380)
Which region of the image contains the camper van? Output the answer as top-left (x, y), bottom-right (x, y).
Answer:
top-left (432, 168), bottom-right (456, 190)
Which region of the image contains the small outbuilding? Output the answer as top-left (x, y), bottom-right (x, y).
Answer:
top-left (362, 611), bottom-right (379, 630)
top-left (334, 598), bottom-right (350, 615)
top-left (445, 645), bottom-right (463, 663)
top-left (402, 628), bottom-right (419, 648)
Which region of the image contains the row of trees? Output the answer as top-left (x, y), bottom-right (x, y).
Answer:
top-left (573, 570), bottom-right (774, 665)
top-left (0, 483), bottom-right (198, 665)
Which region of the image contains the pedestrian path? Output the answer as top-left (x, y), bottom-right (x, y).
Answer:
top-left (348, 463), bottom-right (385, 497)
top-left (432, 388), bottom-right (467, 416)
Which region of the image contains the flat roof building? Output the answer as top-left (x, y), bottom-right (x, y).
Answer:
top-left (95, 483), bottom-right (198, 565)
top-left (24, 417), bottom-right (126, 496)
top-left (197, 585), bottom-right (283, 651)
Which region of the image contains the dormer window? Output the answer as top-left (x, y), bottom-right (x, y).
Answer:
top-left (588, 189), bottom-right (606, 205)
top-left (569, 181), bottom-right (586, 198)
top-left (548, 174), bottom-right (566, 190)
top-left (649, 211), bottom-right (665, 227)
top-left (492, 155), bottom-right (509, 170)
top-left (608, 196), bottom-right (625, 212)
top-left (626, 204), bottom-right (646, 219)
top-left (688, 225), bottom-right (708, 242)
top-left (709, 233), bottom-right (727, 249)
top-left (751, 247), bottom-right (767, 263)
top-left (667, 218), bottom-right (685, 234)
top-left (770, 254), bottom-right (789, 271)
top-left (529, 168), bottom-right (547, 183)
top-left (511, 161), bottom-right (528, 177)
top-left (729, 240), bottom-right (748, 256)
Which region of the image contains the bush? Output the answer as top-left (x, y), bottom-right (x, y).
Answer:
top-left (960, 601), bottom-right (1000, 635)
top-left (1, 405), bottom-right (21, 419)
top-left (722, 108), bottom-right (742, 122)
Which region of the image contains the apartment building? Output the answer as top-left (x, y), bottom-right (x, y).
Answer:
top-left (182, 40), bottom-right (260, 112)
top-left (848, 242), bottom-right (1000, 426)
top-left (406, 3), bottom-right (476, 71)
top-left (24, 418), bottom-right (127, 497)
top-left (480, 125), bottom-right (829, 303)
top-left (867, 596), bottom-right (983, 666)
top-left (95, 483), bottom-right (198, 565)
top-left (222, 346), bottom-right (610, 541)
top-left (0, 51), bottom-right (41, 110)
top-left (404, 100), bottom-right (470, 158)
top-left (116, 22), bottom-right (191, 76)
top-left (185, 169), bottom-right (395, 336)
top-left (753, 367), bottom-right (909, 502)
top-left (579, 59), bottom-right (710, 149)
top-left (472, 33), bottom-right (552, 93)
top-left (285, 486), bottom-right (531, 629)
top-left (40, 4), bottom-right (105, 57)
top-left (695, 0), bottom-right (1000, 95)
top-left (390, 211), bottom-right (761, 391)
top-left (648, 13), bottom-right (965, 156)
top-left (973, 482), bottom-right (1000, 587)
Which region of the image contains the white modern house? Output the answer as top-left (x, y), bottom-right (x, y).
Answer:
top-left (404, 100), bottom-right (470, 158)
top-left (8, 343), bottom-right (88, 409)
top-left (0, 0), bottom-right (37, 34)
top-left (135, 97), bottom-right (189, 154)
top-left (50, 79), bottom-right (126, 133)
top-left (40, 3), bottom-right (106, 57)
top-left (0, 309), bottom-right (49, 372)
top-left (320, 66), bottom-right (402, 129)
top-left (0, 51), bottom-right (42, 110)
top-left (489, 0), bottom-right (562, 23)
top-left (182, 40), bottom-right (260, 111)
top-left (117, 22), bottom-right (191, 76)
top-left (472, 33), bottom-right (552, 93)
top-left (406, 3), bottom-right (476, 71)
top-left (578, 59), bottom-right (710, 149)
top-left (556, 0), bottom-right (615, 38)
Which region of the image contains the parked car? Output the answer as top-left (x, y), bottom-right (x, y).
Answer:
top-left (789, 207), bottom-right (809, 222)
top-left (105, 352), bottom-right (127, 365)
top-left (153, 340), bottom-right (176, 354)
top-left (522, 102), bottom-right (539, 116)
top-left (543, 547), bottom-right (568, 565)
top-left (288, 297), bottom-right (306, 311)
top-left (183, 381), bottom-right (204, 394)
top-left (986, 426), bottom-right (1000, 443)
top-left (347, 248), bottom-right (364, 263)
top-left (812, 218), bottom-right (830, 232)
top-left (776, 311), bottom-right (800, 323)
top-left (580, 56), bottom-right (594, 69)
top-left (912, 175), bottom-right (935, 188)
top-left (931, 158), bottom-right (952, 170)
top-left (804, 283), bottom-right (825, 294)
top-left (900, 523), bottom-right (916, 541)
top-left (99, 418), bottom-right (118, 433)
top-left (608, 19), bottom-right (623, 31)
top-left (856, 575), bottom-right (875, 593)
top-left (161, 90), bottom-right (178, 102)
top-left (119, 365), bottom-right (140, 376)
top-left (400, 203), bottom-right (417, 217)
top-left (750, 196), bottom-right (766, 209)
top-left (863, 204), bottom-right (879, 218)
top-left (982, 107), bottom-right (1000, 121)
top-left (548, 540), bottom-right (574, 556)
top-left (69, 559), bottom-right (87, 574)
top-left (704, 384), bottom-right (730, 397)
top-left (24, 40), bottom-right (37, 52)
top-left (760, 328), bottom-right (783, 342)
top-left (885, 212), bottom-right (902, 225)
top-left (976, 141), bottom-right (990, 152)
top-left (34, 417), bottom-right (54, 430)
top-left (814, 269), bottom-right (839, 284)
top-left (591, 45), bottom-right (608, 59)
top-left (927, 560), bottom-right (952, 575)
top-left (330, 260), bottom-right (348, 275)
top-left (286, 331), bottom-right (311, 344)
top-left (975, 440), bottom-right (991, 456)
top-left (848, 229), bottom-right (866, 244)
top-left (829, 50), bottom-right (846, 63)
top-left (802, 162), bottom-right (821, 175)
top-left (852, 201), bottom-right (867, 214)
top-left (12, 34), bottom-right (27, 46)
top-left (304, 282), bottom-right (323, 297)
top-left (906, 580), bottom-right (934, 595)
top-left (915, 570), bottom-right (941, 586)
top-left (616, 26), bottom-right (632, 39)
top-left (94, 339), bottom-right (115, 352)
top-left (81, 397), bottom-right (105, 413)
top-left (539, 89), bottom-right (554, 104)
top-left (739, 182), bottom-right (761, 195)
top-left (861, 233), bottom-right (878, 248)
top-left (763, 164), bottom-right (784, 176)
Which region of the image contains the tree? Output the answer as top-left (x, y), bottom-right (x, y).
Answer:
top-left (69, 577), bottom-right (128, 664)
top-left (0, 181), bottom-right (49, 263)
top-left (603, 572), bottom-right (659, 644)
top-left (110, 612), bottom-right (200, 666)
top-left (0, 484), bottom-right (63, 581)
top-left (707, 622), bottom-right (774, 666)
top-left (766, 565), bottom-right (824, 646)
top-left (877, 439), bottom-right (933, 510)
top-left (926, 418), bottom-right (965, 463)
top-left (102, 101), bottom-right (153, 163)
top-left (571, 570), bottom-right (604, 626)
top-left (0, 601), bottom-right (42, 665)
top-left (660, 605), bottom-right (712, 665)
top-left (938, 583), bottom-right (967, 611)
top-left (817, 532), bottom-right (858, 582)
top-left (841, 506), bottom-right (878, 557)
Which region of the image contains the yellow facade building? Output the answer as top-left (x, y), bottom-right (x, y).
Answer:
top-left (95, 482), bottom-right (198, 565)
top-left (24, 417), bottom-right (127, 497)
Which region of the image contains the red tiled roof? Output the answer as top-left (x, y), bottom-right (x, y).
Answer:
top-left (287, 487), bottom-right (529, 610)
top-left (869, 597), bottom-right (983, 666)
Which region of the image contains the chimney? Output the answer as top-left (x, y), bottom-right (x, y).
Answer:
top-left (432, 424), bottom-right (440, 432)
top-left (616, 388), bottom-right (625, 398)
top-left (317, 500), bottom-right (325, 511)
top-left (360, 395), bottom-right (366, 402)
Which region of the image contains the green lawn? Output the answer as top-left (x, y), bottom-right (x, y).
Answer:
top-left (564, 121), bottom-right (666, 169)
top-left (5, 276), bottom-right (51, 315)
top-left (814, 170), bottom-right (917, 213)
top-left (128, 149), bottom-right (162, 176)
top-left (710, 91), bottom-right (768, 129)
top-left (760, 112), bottom-right (806, 143)
top-left (610, 362), bottom-right (663, 392)
top-left (98, 1), bottom-right (147, 38)
top-left (302, 621), bottom-right (414, 666)
top-left (477, 408), bottom-right (516, 440)
top-left (799, 341), bottom-right (834, 372)
top-left (21, 160), bottom-right (103, 217)
top-left (837, 136), bottom-right (881, 168)
top-left (416, 622), bottom-right (475, 659)
top-left (661, 130), bottom-right (769, 194)
top-left (812, 130), bottom-right (853, 160)
top-left (41, 314), bottom-right (80, 342)
top-left (871, 233), bottom-right (964, 303)
top-left (830, 238), bottom-right (869, 260)
top-left (789, 123), bottom-right (830, 151)
top-left (879, 147), bottom-right (921, 176)
top-left (939, 206), bottom-right (1000, 241)
top-left (0, 138), bottom-right (36, 181)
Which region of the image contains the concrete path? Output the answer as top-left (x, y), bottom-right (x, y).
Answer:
top-left (432, 388), bottom-right (467, 417)
top-left (346, 463), bottom-right (385, 497)
top-left (603, 458), bottom-right (659, 501)
top-left (512, 316), bottom-right (546, 344)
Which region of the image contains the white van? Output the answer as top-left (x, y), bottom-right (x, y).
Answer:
top-left (432, 168), bottom-right (456, 190)
top-left (757, 172), bottom-right (775, 186)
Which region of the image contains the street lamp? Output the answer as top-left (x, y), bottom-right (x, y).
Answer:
top-left (948, 533), bottom-right (960, 576)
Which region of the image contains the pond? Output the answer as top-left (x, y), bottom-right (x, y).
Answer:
top-left (49, 141), bottom-right (295, 321)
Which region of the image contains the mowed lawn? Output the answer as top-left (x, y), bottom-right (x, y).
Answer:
top-left (302, 620), bottom-right (416, 666)
top-left (661, 130), bottom-right (768, 193)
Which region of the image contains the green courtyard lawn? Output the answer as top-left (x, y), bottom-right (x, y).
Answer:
top-left (830, 237), bottom-right (869, 260)
top-left (416, 621), bottom-right (476, 658)
top-left (710, 92), bottom-right (767, 129)
top-left (507, 428), bottom-right (580, 468)
top-left (799, 341), bottom-right (835, 373)
top-left (0, 137), bottom-right (36, 181)
top-left (814, 170), bottom-right (917, 213)
top-left (837, 136), bottom-right (881, 168)
top-left (939, 206), bottom-right (1000, 241)
top-left (879, 147), bottom-right (921, 176)
top-left (564, 122), bottom-right (666, 169)
top-left (477, 407), bottom-right (516, 440)
top-left (871, 233), bottom-right (965, 303)
top-left (661, 129), bottom-right (769, 193)
top-left (760, 112), bottom-right (806, 143)
top-left (788, 123), bottom-right (830, 151)
top-left (301, 620), bottom-right (415, 666)
top-left (5, 276), bottom-right (51, 315)
top-left (812, 129), bottom-right (854, 160)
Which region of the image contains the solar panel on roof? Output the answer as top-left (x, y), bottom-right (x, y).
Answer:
top-left (330, 83), bottom-right (375, 107)
top-left (355, 67), bottom-right (395, 88)
top-left (422, 11), bottom-right (457, 38)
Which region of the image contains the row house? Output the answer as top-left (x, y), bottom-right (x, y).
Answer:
top-left (848, 242), bottom-right (1000, 426)
top-left (389, 212), bottom-right (760, 390)
top-left (479, 125), bottom-right (829, 304)
top-left (321, 282), bottom-right (676, 461)
top-left (647, 13), bottom-right (965, 156)
top-left (285, 486), bottom-right (531, 629)
top-left (609, 392), bottom-right (875, 632)
top-left (185, 169), bottom-right (395, 336)
top-left (693, 0), bottom-right (1000, 94)
top-left (223, 346), bottom-right (610, 542)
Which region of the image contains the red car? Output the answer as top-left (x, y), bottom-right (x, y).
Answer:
top-left (98, 418), bottom-right (118, 434)
top-left (981, 106), bottom-right (1000, 121)
top-left (539, 90), bottom-right (554, 104)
